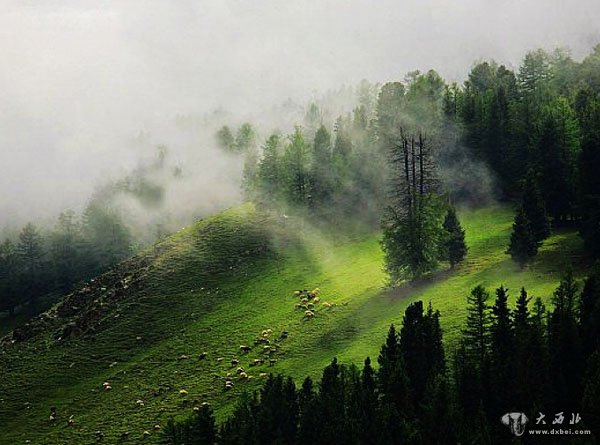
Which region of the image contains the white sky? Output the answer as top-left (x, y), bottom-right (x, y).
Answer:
top-left (1, 0), bottom-right (599, 225)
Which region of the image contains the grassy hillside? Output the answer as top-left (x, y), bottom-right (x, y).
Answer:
top-left (0, 203), bottom-right (585, 444)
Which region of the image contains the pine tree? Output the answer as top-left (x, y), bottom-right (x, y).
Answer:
top-left (399, 301), bottom-right (445, 403)
top-left (282, 128), bottom-right (310, 207)
top-left (579, 266), bottom-right (600, 358)
top-left (216, 125), bottom-right (236, 152)
top-left (316, 358), bottom-right (348, 445)
top-left (17, 223), bottom-right (46, 307)
top-left (537, 98), bottom-right (580, 223)
top-left (82, 202), bottom-right (133, 273)
top-left (49, 210), bottom-right (84, 293)
top-left (297, 376), bottom-right (319, 445)
top-left (382, 130), bottom-right (444, 282)
top-left (521, 170), bottom-right (551, 243)
top-left (377, 325), bottom-right (415, 444)
top-left (441, 206), bottom-right (467, 267)
top-left (257, 133), bottom-right (282, 207)
top-left (359, 357), bottom-right (379, 445)
top-left (308, 125), bottom-right (334, 209)
top-left (581, 351), bottom-right (600, 435)
top-left (507, 206), bottom-right (538, 268)
top-left (512, 290), bottom-right (551, 412)
top-left (489, 286), bottom-right (514, 415)
top-left (463, 285), bottom-right (491, 365)
top-left (235, 123), bottom-right (257, 153)
top-left (172, 404), bottom-right (217, 445)
top-left (548, 271), bottom-right (584, 410)
top-left (421, 375), bottom-right (457, 445)
top-left (378, 325), bottom-right (411, 417)
top-left (0, 239), bottom-right (19, 316)
top-left (255, 374), bottom-right (297, 445)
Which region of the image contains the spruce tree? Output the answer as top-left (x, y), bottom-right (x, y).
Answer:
top-left (399, 301), bottom-right (445, 403)
top-left (216, 125), bottom-right (236, 152)
top-left (378, 325), bottom-right (414, 444)
top-left (257, 133), bottom-right (282, 207)
top-left (507, 206), bottom-right (538, 268)
top-left (579, 266), bottom-right (600, 358)
top-left (521, 170), bottom-right (551, 243)
top-left (441, 206), bottom-right (467, 267)
top-left (297, 377), bottom-right (319, 445)
top-left (17, 222), bottom-right (46, 307)
top-left (421, 375), bottom-right (457, 445)
top-left (308, 125), bottom-right (334, 209)
top-left (489, 286), bottom-right (514, 415)
top-left (382, 130), bottom-right (444, 283)
top-left (186, 404), bottom-right (217, 445)
top-left (581, 351), bottom-right (600, 435)
top-left (463, 285), bottom-right (491, 365)
top-left (282, 128), bottom-right (310, 207)
top-left (0, 239), bottom-right (19, 316)
top-left (548, 271), bottom-right (584, 410)
top-left (49, 210), bottom-right (84, 293)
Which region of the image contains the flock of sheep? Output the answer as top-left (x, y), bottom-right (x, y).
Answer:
top-left (49, 287), bottom-right (337, 441)
top-left (293, 288), bottom-right (335, 319)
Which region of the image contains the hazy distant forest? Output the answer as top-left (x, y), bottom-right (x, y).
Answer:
top-left (3, 43), bottom-right (600, 444)
top-left (5, 46), bottom-right (600, 313)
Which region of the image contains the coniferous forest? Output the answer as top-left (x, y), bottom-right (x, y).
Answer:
top-left (159, 46), bottom-right (600, 444)
top-left (2, 4), bottom-right (600, 445)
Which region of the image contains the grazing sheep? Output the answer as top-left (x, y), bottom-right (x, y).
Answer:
top-left (239, 345), bottom-right (252, 353)
top-left (323, 302), bottom-right (333, 308)
top-left (304, 310), bottom-right (315, 319)
top-left (293, 291), bottom-right (301, 296)
top-left (259, 372), bottom-right (268, 378)
top-left (154, 424), bottom-right (161, 431)
top-left (239, 372), bottom-right (248, 379)
top-left (178, 354), bottom-right (189, 360)
top-left (179, 389), bottom-right (188, 397)
top-left (136, 399), bottom-right (145, 407)
top-left (307, 303), bottom-right (314, 309)
top-left (236, 367), bottom-right (245, 374)
top-left (231, 359), bottom-right (240, 366)
top-left (49, 407), bottom-right (57, 422)
top-left (314, 296), bottom-right (320, 303)
top-left (269, 359), bottom-right (277, 366)
top-left (279, 331), bottom-right (288, 339)
top-left (216, 357), bottom-right (224, 362)
top-left (253, 358), bottom-right (264, 366)
top-left (67, 415), bottom-right (75, 427)
top-left (198, 352), bottom-right (208, 360)
top-left (300, 297), bottom-right (309, 303)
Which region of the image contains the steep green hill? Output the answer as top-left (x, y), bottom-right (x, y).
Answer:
top-left (0, 203), bottom-right (585, 444)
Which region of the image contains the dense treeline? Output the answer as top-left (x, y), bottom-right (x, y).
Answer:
top-left (223, 45), bottom-right (600, 277)
top-left (0, 146), bottom-right (184, 319)
top-left (0, 203), bottom-right (133, 317)
top-left (164, 268), bottom-right (600, 444)
top-left (445, 46), bottom-right (600, 260)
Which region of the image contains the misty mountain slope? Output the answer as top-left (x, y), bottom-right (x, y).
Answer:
top-left (0, 204), bottom-right (584, 444)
